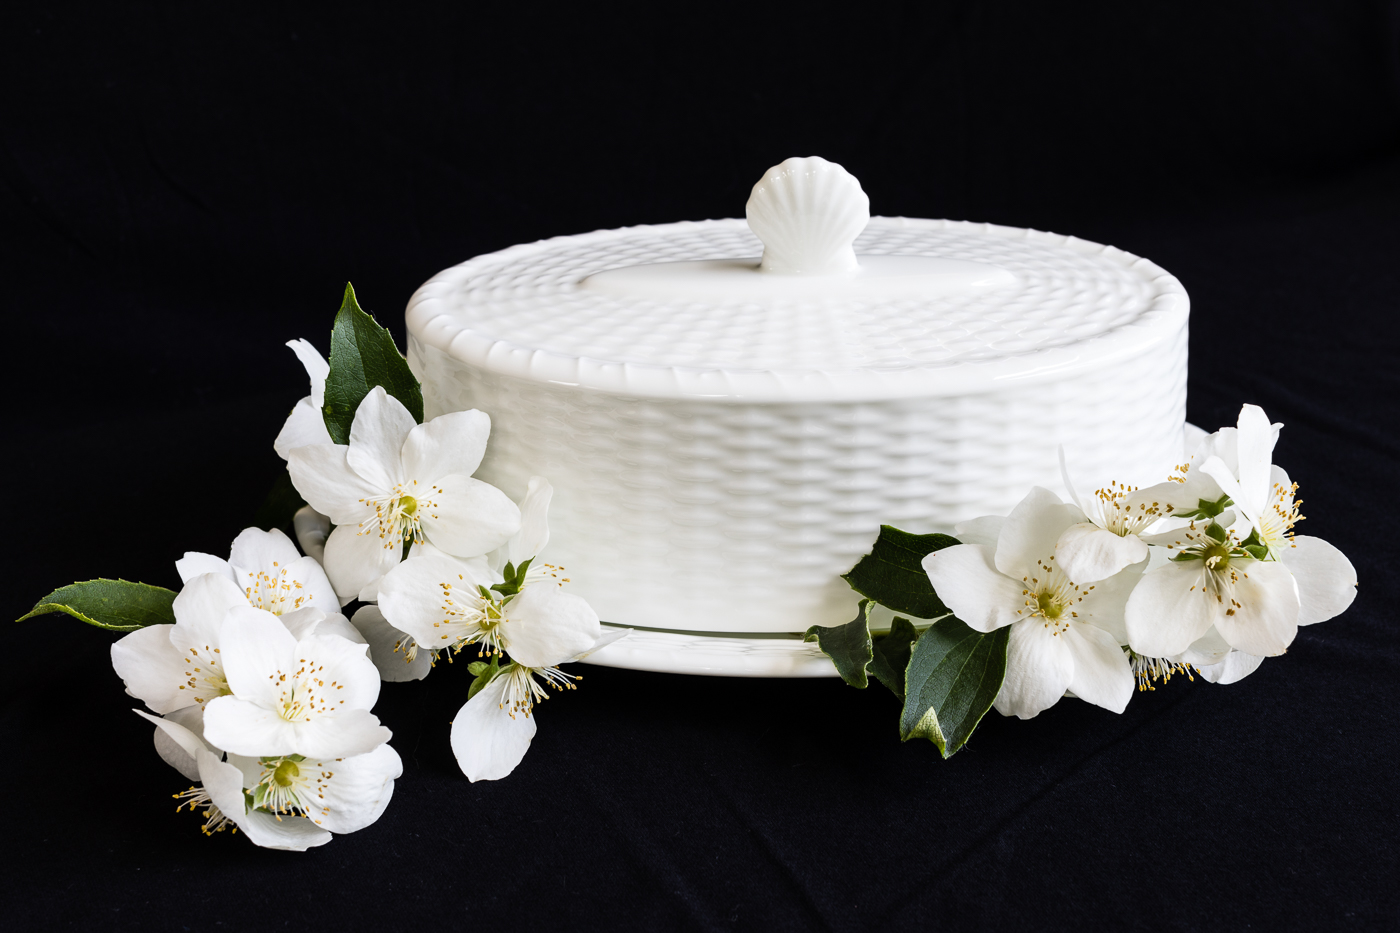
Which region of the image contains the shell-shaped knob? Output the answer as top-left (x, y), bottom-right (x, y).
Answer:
top-left (745, 156), bottom-right (870, 275)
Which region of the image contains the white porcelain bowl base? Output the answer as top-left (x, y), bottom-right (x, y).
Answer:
top-left (580, 423), bottom-right (1206, 678)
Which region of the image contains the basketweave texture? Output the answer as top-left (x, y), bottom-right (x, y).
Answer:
top-left (409, 327), bottom-right (1187, 633)
top-left (407, 217), bottom-right (1189, 633)
top-left (405, 218), bottom-right (1187, 402)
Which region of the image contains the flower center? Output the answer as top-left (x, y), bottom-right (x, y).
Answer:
top-left (1202, 542), bottom-right (1233, 569)
top-left (358, 481), bottom-right (441, 551)
top-left (250, 754), bottom-right (331, 819)
top-left (1016, 557), bottom-right (1087, 635)
top-left (243, 561), bottom-right (311, 615)
top-left (1258, 480), bottom-right (1303, 553)
top-left (268, 661), bottom-right (343, 723)
top-left (180, 645), bottom-right (231, 704)
top-left (1128, 650), bottom-right (1195, 692)
top-left (498, 662), bottom-right (580, 719)
top-left (1093, 481), bottom-right (1168, 536)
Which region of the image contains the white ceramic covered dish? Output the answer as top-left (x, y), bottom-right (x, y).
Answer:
top-left (405, 158), bottom-right (1189, 676)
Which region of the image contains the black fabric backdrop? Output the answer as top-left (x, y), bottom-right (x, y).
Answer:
top-left (4, 3), bottom-right (1400, 930)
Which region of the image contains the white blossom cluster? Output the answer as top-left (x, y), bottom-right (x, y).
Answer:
top-left (923, 404), bottom-right (1358, 720)
top-left (112, 341), bottom-right (614, 849)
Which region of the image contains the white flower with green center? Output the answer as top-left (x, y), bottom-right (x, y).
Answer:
top-left (228, 743), bottom-right (402, 834)
top-left (1127, 404), bottom-right (1355, 657)
top-left (287, 387), bottom-right (522, 602)
top-left (137, 710), bottom-right (332, 851)
top-left (1194, 405), bottom-right (1357, 629)
top-left (1124, 518), bottom-right (1300, 658)
top-left (273, 339), bottom-right (333, 460)
top-left (202, 607), bottom-right (390, 760)
top-left (378, 477), bottom-right (622, 780)
top-left (922, 486), bottom-right (1139, 720)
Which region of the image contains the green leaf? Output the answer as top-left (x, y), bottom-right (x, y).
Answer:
top-left (251, 471), bottom-right (307, 534)
top-left (491, 558), bottom-right (533, 598)
top-left (900, 616), bottom-right (1009, 758)
top-left (467, 656), bottom-right (501, 700)
top-left (803, 600), bottom-right (874, 688)
top-left (869, 617), bottom-right (919, 699)
top-left (842, 525), bottom-right (960, 619)
top-left (322, 282), bottom-right (424, 444)
top-left (18, 579), bottom-right (178, 632)
top-left (1174, 493), bottom-right (1233, 520)
top-left (1204, 521), bottom-right (1228, 542)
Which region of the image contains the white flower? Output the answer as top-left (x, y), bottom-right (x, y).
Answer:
top-left (1196, 407), bottom-right (1357, 628)
top-left (287, 387), bottom-right (522, 602)
top-left (1054, 449), bottom-right (1181, 584)
top-left (174, 526), bottom-right (365, 642)
top-left (274, 339), bottom-right (333, 460)
top-left (349, 604), bottom-right (435, 683)
top-left (924, 487), bottom-right (1138, 720)
top-left (379, 477), bottom-right (621, 780)
top-left (112, 572), bottom-right (253, 714)
top-left (138, 710), bottom-right (332, 851)
top-left (1124, 519), bottom-right (1300, 658)
top-left (226, 744), bottom-right (402, 836)
top-left (1126, 404), bottom-right (1355, 658)
top-left (202, 607), bottom-right (390, 760)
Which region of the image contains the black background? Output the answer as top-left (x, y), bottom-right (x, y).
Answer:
top-left (4, 3), bottom-right (1400, 930)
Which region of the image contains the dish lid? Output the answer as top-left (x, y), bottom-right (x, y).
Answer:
top-left (406, 157), bottom-right (1188, 402)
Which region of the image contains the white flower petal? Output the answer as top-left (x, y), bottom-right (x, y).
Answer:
top-left (135, 708), bottom-right (213, 781)
top-left (309, 610), bottom-right (369, 647)
top-left (203, 695), bottom-right (300, 757)
top-left (993, 620), bottom-right (1075, 720)
top-left (1064, 622), bottom-right (1134, 713)
top-left (509, 476), bottom-right (554, 565)
top-left (305, 744), bottom-right (404, 834)
top-left (1196, 650), bottom-right (1265, 685)
top-left (502, 585), bottom-right (601, 669)
top-left (286, 338), bottom-right (330, 407)
top-left (169, 572), bottom-right (249, 650)
top-left (111, 624), bottom-right (188, 714)
top-left (276, 555), bottom-right (341, 613)
top-left (274, 397), bottom-right (334, 459)
top-left (993, 487), bottom-right (1080, 579)
top-left (921, 544), bottom-right (1024, 633)
top-left (400, 408), bottom-right (491, 484)
top-left (951, 514), bottom-right (1005, 548)
top-left (1177, 626), bottom-right (1232, 669)
top-left (297, 633), bottom-right (381, 711)
top-left (238, 807), bottom-right (335, 851)
top-left (228, 527), bottom-right (303, 578)
top-left (1214, 559), bottom-right (1299, 656)
top-left (421, 475), bottom-right (522, 558)
top-left (287, 444), bottom-right (379, 525)
top-left (1234, 404), bottom-right (1278, 521)
top-left (322, 523), bottom-right (400, 604)
top-left (1056, 523), bottom-right (1148, 585)
top-left (175, 552), bottom-right (235, 586)
top-left (450, 674), bottom-right (537, 782)
top-left (293, 506), bottom-right (331, 564)
top-left (276, 606), bottom-right (329, 642)
top-left (350, 604), bottom-right (434, 682)
top-left (346, 387), bottom-right (414, 490)
top-left (1285, 535), bottom-right (1358, 626)
top-left (376, 551), bottom-right (483, 647)
top-left (1124, 560), bottom-right (1219, 657)
top-left (569, 626), bottom-right (630, 662)
top-left (1074, 558), bottom-right (1144, 645)
top-left (218, 606), bottom-right (299, 705)
top-left (293, 708), bottom-right (392, 760)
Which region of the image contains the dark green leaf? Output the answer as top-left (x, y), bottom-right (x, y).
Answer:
top-left (251, 471), bottom-right (306, 534)
top-left (900, 616), bottom-right (1009, 758)
top-left (18, 579), bottom-right (178, 632)
top-left (803, 600), bottom-right (874, 688)
top-left (870, 617), bottom-right (919, 699)
top-left (842, 525), bottom-right (960, 619)
top-left (322, 282), bottom-right (424, 444)
top-left (467, 661), bottom-right (489, 676)
top-left (467, 656), bottom-right (501, 699)
top-left (1244, 545), bottom-right (1269, 560)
